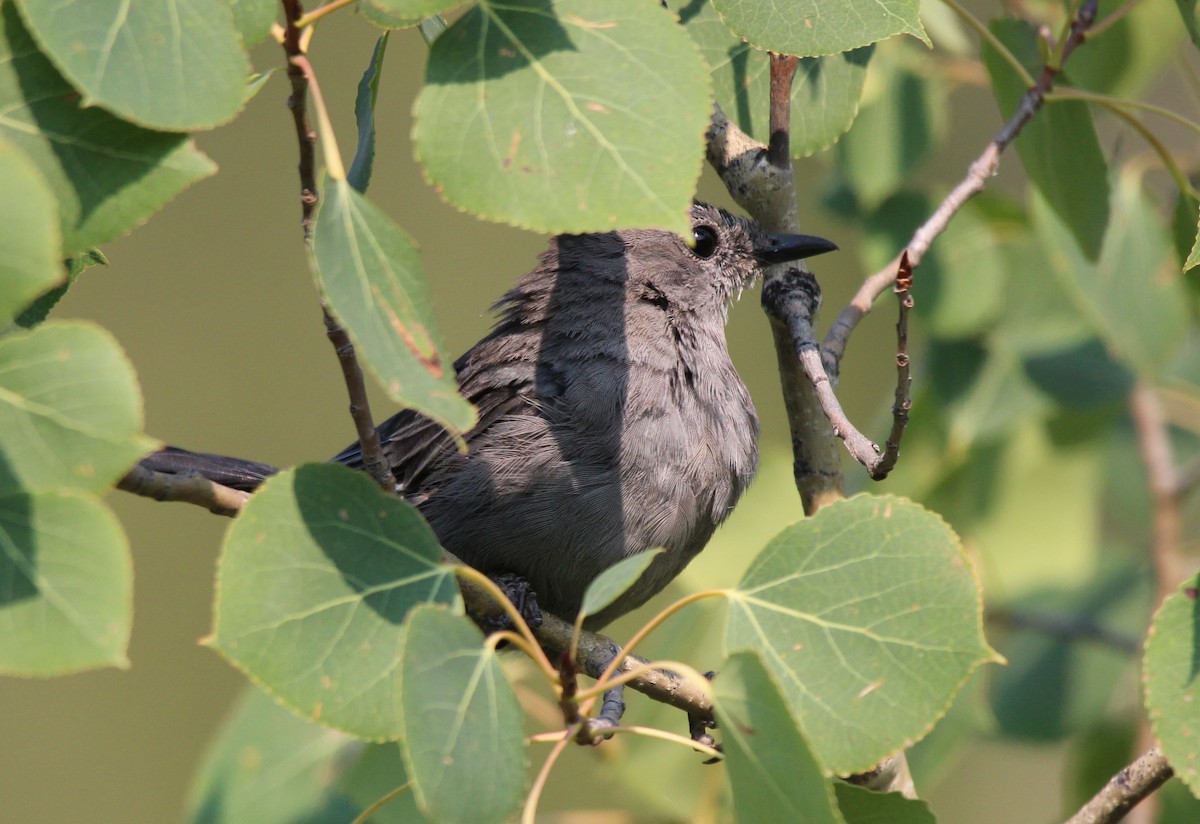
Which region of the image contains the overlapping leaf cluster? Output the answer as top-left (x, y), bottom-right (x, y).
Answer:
top-left (5, 0), bottom-right (1200, 822)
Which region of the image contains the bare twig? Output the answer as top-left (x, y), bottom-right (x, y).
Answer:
top-left (873, 253), bottom-right (913, 479)
top-left (281, 0), bottom-right (390, 491)
top-left (323, 309), bottom-right (393, 491)
top-left (823, 0), bottom-right (1100, 368)
top-left (1129, 382), bottom-right (1183, 606)
top-left (118, 464), bottom-right (251, 517)
top-left (1064, 747), bottom-right (1174, 824)
top-left (988, 607), bottom-right (1141, 655)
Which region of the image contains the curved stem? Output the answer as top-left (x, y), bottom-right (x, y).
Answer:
top-left (941, 0), bottom-right (1036, 87)
top-left (521, 730), bottom-right (573, 824)
top-left (594, 590), bottom-right (728, 688)
top-left (295, 0), bottom-right (355, 28)
top-left (454, 566), bottom-right (558, 682)
top-left (350, 782), bottom-right (412, 824)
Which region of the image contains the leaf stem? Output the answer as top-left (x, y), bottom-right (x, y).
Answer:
top-left (453, 565), bottom-right (558, 682)
top-left (521, 729), bottom-right (573, 824)
top-left (295, 0), bottom-right (355, 28)
top-left (349, 782), bottom-right (413, 824)
top-left (941, 0), bottom-right (1035, 87)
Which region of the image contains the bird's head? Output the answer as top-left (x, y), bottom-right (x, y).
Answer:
top-left (624, 202), bottom-right (837, 314)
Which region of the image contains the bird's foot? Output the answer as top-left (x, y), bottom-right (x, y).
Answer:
top-left (483, 570), bottom-right (543, 633)
top-left (689, 670), bottom-right (722, 763)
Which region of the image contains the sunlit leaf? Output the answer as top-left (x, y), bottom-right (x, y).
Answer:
top-left (313, 178), bottom-right (476, 434)
top-left (712, 0), bottom-right (928, 55)
top-left (210, 464), bottom-right (460, 739)
top-left (15, 0), bottom-right (249, 130)
top-left (579, 548), bottom-right (662, 620)
top-left (725, 494), bottom-right (999, 775)
top-left (0, 138), bottom-right (60, 326)
top-left (225, 0), bottom-right (278, 46)
top-left (0, 490), bottom-right (131, 675)
top-left (398, 605), bottom-right (526, 824)
top-left (678, 0), bottom-right (871, 156)
top-left (714, 651), bottom-right (844, 824)
top-left (0, 322), bottom-right (153, 496)
top-left (413, 0), bottom-right (711, 235)
top-left (0, 4), bottom-right (216, 253)
top-left (1144, 571), bottom-right (1200, 797)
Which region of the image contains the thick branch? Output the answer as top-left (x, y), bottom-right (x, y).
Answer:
top-left (1064, 747), bottom-right (1174, 824)
top-left (118, 464), bottom-right (251, 517)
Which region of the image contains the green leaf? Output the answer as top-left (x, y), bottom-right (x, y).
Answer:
top-left (725, 494), bottom-right (999, 775)
top-left (413, 0), bottom-right (712, 235)
top-left (0, 4), bottom-right (216, 253)
top-left (339, 744), bottom-right (427, 824)
top-left (1182, 194), bottom-right (1200, 273)
top-left (365, 0), bottom-right (465, 17)
top-left (990, 563), bottom-right (1148, 741)
top-left (837, 62), bottom-right (944, 210)
top-left (226, 0), bottom-right (278, 46)
top-left (1068, 0), bottom-right (1182, 98)
top-left (210, 464), bottom-right (460, 740)
top-left (1175, 0), bottom-right (1200, 48)
top-left (579, 548), bottom-right (663, 620)
top-left (312, 178), bottom-right (477, 434)
top-left (984, 19), bottom-right (1109, 260)
top-left (0, 137), bottom-right (60, 326)
top-left (398, 605), bottom-right (526, 824)
top-left (714, 651), bottom-right (844, 824)
top-left (15, 0), bottom-right (249, 131)
top-left (834, 783), bottom-right (936, 823)
top-left (14, 249), bottom-right (106, 330)
top-left (348, 34), bottom-right (389, 195)
top-left (358, 2), bottom-right (420, 30)
top-left (1032, 175), bottom-right (1188, 377)
top-left (862, 193), bottom-right (1003, 340)
top-left (0, 489), bottom-right (131, 675)
top-left (711, 0), bottom-right (928, 56)
top-left (678, 0), bottom-right (871, 157)
top-left (185, 687), bottom-right (362, 824)
top-left (1144, 571), bottom-right (1200, 796)
top-left (0, 322), bottom-right (153, 496)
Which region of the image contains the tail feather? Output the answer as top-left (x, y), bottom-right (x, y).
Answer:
top-left (139, 446), bottom-right (278, 492)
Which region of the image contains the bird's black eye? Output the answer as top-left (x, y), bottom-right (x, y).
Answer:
top-left (691, 225), bottom-right (718, 259)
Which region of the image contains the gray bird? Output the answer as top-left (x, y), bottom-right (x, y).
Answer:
top-left (144, 203), bottom-right (836, 629)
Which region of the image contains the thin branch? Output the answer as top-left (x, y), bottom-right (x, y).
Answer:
top-left (117, 464), bottom-right (251, 517)
top-left (823, 0), bottom-right (1100, 368)
top-left (872, 253), bottom-right (914, 479)
top-left (322, 309), bottom-right (393, 491)
top-left (941, 0), bottom-right (1036, 87)
top-left (767, 54), bottom-right (798, 169)
top-left (1064, 747), bottom-right (1174, 824)
top-left (280, 0), bottom-right (389, 489)
top-left (1129, 383), bottom-right (1183, 606)
top-left (988, 607), bottom-right (1141, 655)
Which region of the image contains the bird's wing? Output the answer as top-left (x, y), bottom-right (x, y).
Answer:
top-left (330, 343), bottom-right (539, 495)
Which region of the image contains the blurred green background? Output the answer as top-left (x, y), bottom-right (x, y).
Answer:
top-left (2, 5), bottom-right (1191, 822)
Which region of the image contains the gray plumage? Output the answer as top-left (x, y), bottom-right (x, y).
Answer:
top-left (145, 203), bottom-right (835, 629)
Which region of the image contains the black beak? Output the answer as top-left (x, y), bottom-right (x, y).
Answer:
top-left (755, 233), bottom-right (838, 265)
